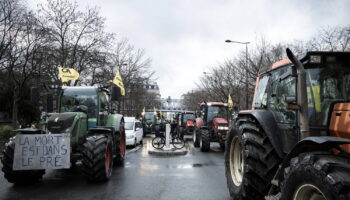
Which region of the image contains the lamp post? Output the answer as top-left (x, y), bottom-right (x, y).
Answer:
top-left (225, 40), bottom-right (250, 109)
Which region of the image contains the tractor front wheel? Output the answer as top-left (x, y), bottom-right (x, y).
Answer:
top-left (81, 135), bottom-right (113, 182)
top-left (193, 128), bottom-right (200, 147)
top-left (225, 117), bottom-right (280, 199)
top-left (1, 137), bottom-right (45, 184)
top-left (200, 129), bottom-right (210, 152)
top-left (280, 152), bottom-right (350, 200)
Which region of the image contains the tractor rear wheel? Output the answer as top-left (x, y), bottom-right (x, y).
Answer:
top-left (200, 129), bottom-right (210, 152)
top-left (193, 128), bottom-right (200, 147)
top-left (1, 137), bottom-right (45, 184)
top-left (280, 152), bottom-right (350, 200)
top-left (225, 117), bottom-right (280, 200)
top-left (81, 135), bottom-right (113, 182)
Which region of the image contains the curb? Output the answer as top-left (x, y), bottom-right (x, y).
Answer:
top-left (148, 149), bottom-right (187, 156)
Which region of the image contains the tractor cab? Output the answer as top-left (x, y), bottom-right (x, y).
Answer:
top-left (176, 111), bottom-right (196, 138)
top-left (199, 102), bottom-right (229, 131)
top-left (254, 51), bottom-right (350, 149)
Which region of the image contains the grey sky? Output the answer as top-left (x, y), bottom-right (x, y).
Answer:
top-left (28, 0), bottom-right (350, 99)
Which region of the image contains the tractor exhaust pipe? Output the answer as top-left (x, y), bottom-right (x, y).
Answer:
top-left (286, 48), bottom-right (310, 139)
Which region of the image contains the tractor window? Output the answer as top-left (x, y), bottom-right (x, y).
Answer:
top-left (144, 112), bottom-right (154, 121)
top-left (254, 75), bottom-right (269, 108)
top-left (207, 106), bottom-right (228, 122)
top-left (99, 92), bottom-right (108, 113)
top-left (60, 88), bottom-right (98, 117)
top-left (306, 59), bottom-right (350, 127)
top-left (267, 67), bottom-right (296, 124)
top-left (182, 113), bottom-right (195, 123)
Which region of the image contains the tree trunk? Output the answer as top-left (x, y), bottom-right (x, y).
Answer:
top-left (11, 87), bottom-right (19, 128)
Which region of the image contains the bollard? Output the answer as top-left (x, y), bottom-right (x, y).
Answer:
top-left (165, 124), bottom-right (171, 150)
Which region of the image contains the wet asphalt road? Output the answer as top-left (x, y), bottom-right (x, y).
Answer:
top-left (0, 135), bottom-right (230, 200)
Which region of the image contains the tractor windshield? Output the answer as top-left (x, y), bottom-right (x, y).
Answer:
top-left (60, 88), bottom-right (98, 118)
top-left (207, 106), bottom-right (228, 123)
top-left (306, 55), bottom-right (350, 127)
top-left (144, 112), bottom-right (154, 121)
top-left (182, 113), bottom-right (195, 123)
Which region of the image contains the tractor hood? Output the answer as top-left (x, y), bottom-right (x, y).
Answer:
top-left (47, 113), bottom-right (77, 133)
top-left (213, 118), bottom-right (228, 130)
top-left (213, 118), bottom-right (228, 125)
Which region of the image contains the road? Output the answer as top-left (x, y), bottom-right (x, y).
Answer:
top-left (0, 136), bottom-right (230, 200)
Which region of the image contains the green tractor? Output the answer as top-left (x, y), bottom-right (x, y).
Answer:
top-left (141, 111), bottom-right (158, 135)
top-left (1, 85), bottom-right (126, 184)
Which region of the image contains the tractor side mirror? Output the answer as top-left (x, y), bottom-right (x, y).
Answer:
top-left (30, 87), bottom-right (39, 103)
top-left (111, 86), bottom-right (121, 101)
top-left (286, 96), bottom-right (298, 110)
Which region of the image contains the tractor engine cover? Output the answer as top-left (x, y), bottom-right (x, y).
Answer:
top-left (213, 118), bottom-right (228, 132)
top-left (47, 113), bottom-right (77, 133)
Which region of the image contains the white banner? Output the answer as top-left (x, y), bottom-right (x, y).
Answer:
top-left (13, 134), bottom-right (70, 170)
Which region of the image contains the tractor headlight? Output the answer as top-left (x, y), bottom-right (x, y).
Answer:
top-left (218, 126), bottom-right (229, 130)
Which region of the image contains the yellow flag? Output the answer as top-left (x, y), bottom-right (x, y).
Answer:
top-left (58, 66), bottom-right (80, 83)
top-left (153, 106), bottom-right (157, 113)
top-left (112, 71), bottom-right (125, 96)
top-left (228, 94), bottom-right (234, 110)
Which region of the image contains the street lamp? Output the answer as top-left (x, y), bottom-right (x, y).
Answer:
top-left (225, 39), bottom-right (250, 109)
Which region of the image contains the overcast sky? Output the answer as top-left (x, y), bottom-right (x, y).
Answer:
top-left (28, 0), bottom-right (350, 99)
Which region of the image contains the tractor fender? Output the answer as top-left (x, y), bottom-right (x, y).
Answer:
top-left (106, 114), bottom-right (124, 133)
top-left (195, 117), bottom-right (204, 129)
top-left (237, 110), bottom-right (284, 158)
top-left (271, 136), bottom-right (350, 190)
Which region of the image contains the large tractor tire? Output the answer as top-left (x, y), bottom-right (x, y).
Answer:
top-left (200, 129), bottom-right (210, 152)
top-left (280, 152), bottom-right (350, 200)
top-left (225, 116), bottom-right (280, 200)
top-left (81, 135), bottom-right (113, 182)
top-left (1, 137), bottom-right (45, 184)
top-left (193, 128), bottom-right (200, 147)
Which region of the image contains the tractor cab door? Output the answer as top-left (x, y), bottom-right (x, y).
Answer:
top-left (266, 66), bottom-right (298, 153)
top-left (98, 92), bottom-right (109, 126)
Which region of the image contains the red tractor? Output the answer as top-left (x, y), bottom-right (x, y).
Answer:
top-left (193, 102), bottom-right (229, 151)
top-left (176, 111), bottom-right (196, 139)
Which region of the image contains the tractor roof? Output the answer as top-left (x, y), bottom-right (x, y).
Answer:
top-left (258, 51), bottom-right (350, 75)
top-left (199, 102), bottom-right (227, 107)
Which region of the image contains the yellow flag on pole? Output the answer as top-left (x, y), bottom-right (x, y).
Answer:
top-left (58, 66), bottom-right (80, 83)
top-left (228, 94), bottom-right (234, 110)
top-left (112, 71), bottom-right (125, 96)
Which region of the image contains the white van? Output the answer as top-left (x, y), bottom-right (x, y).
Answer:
top-left (124, 117), bottom-right (143, 147)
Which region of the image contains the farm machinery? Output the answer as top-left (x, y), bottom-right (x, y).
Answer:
top-left (1, 85), bottom-right (126, 184)
top-left (193, 102), bottom-right (229, 151)
top-left (225, 49), bottom-right (350, 199)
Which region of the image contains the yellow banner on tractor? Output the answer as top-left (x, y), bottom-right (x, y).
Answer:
top-left (112, 71), bottom-right (125, 96)
top-left (58, 67), bottom-right (80, 83)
